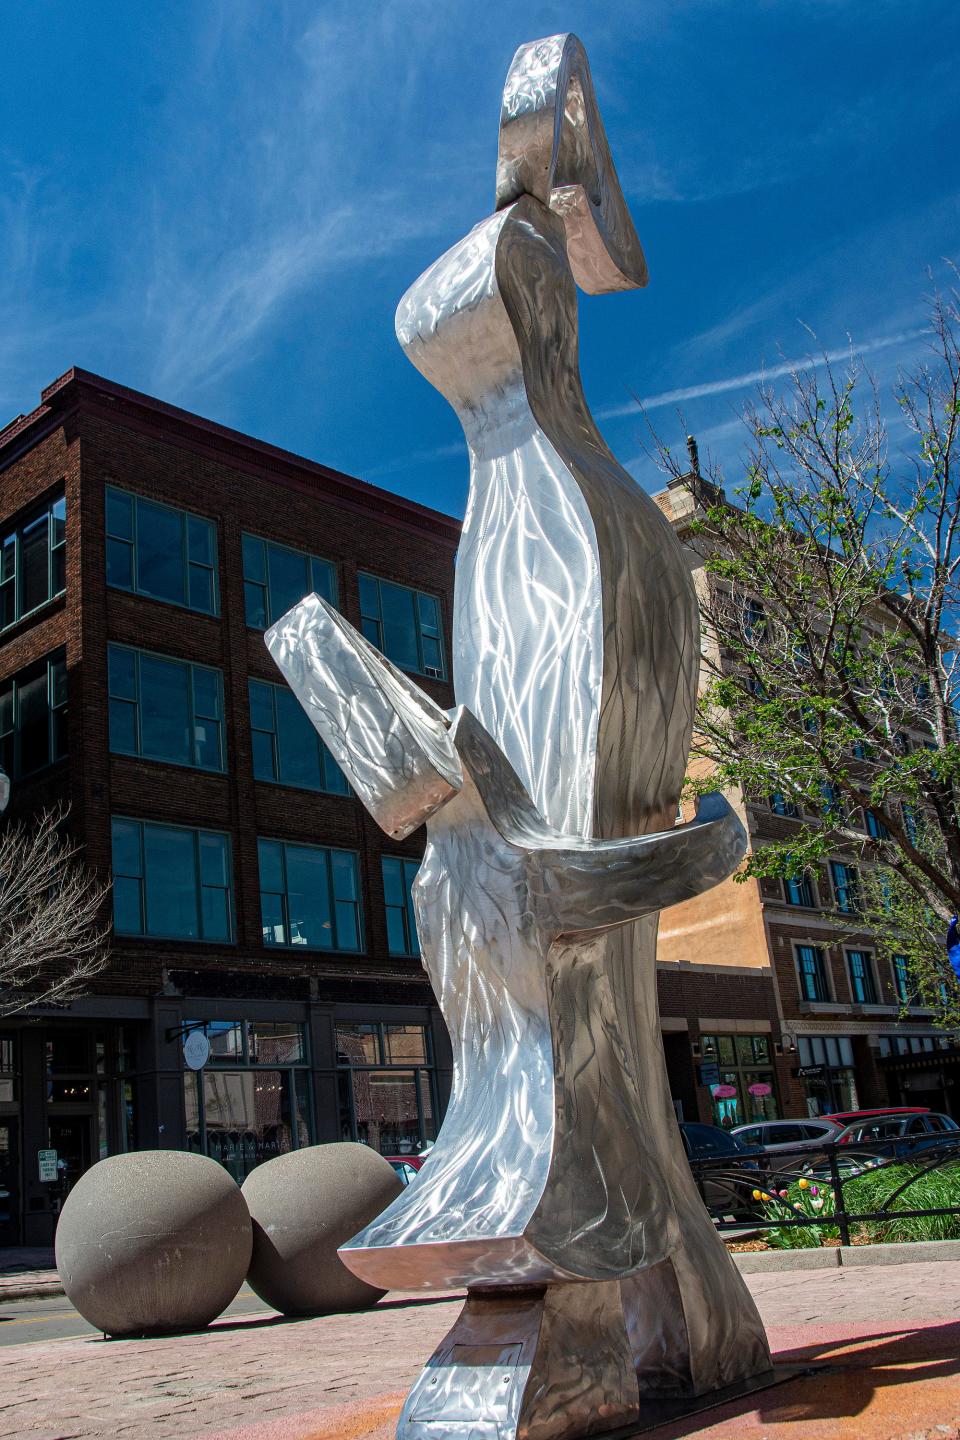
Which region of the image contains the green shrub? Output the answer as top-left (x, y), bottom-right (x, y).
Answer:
top-left (844, 1159), bottom-right (960, 1243)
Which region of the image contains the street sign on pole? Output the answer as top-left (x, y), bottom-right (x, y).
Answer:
top-left (38, 1149), bottom-right (58, 1183)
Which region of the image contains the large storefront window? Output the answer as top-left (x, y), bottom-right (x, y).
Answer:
top-left (700, 1034), bottom-right (779, 1127)
top-left (796, 1034), bottom-right (858, 1116)
top-left (184, 1019), bottom-right (312, 1183)
top-left (336, 1021), bottom-right (435, 1155)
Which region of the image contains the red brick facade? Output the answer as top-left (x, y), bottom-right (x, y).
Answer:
top-left (0, 369), bottom-right (460, 1241)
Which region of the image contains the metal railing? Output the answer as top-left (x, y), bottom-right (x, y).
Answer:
top-left (687, 1134), bottom-right (960, 1243)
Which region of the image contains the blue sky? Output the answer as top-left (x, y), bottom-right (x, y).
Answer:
top-left (2, 2), bottom-right (958, 519)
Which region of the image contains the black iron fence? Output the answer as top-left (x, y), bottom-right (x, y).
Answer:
top-left (687, 1135), bottom-right (960, 1243)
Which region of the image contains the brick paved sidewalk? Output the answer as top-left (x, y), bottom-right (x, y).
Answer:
top-left (4, 1262), bottom-right (960, 1440)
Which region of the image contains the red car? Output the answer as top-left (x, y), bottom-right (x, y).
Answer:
top-left (825, 1106), bottom-right (929, 1124)
top-left (385, 1154), bottom-right (427, 1186)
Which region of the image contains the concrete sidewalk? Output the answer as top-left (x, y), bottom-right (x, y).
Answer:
top-left (4, 1259), bottom-right (960, 1440)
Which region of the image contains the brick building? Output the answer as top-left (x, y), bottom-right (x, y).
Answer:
top-left (654, 470), bottom-right (958, 1131)
top-left (0, 368), bottom-right (459, 1244)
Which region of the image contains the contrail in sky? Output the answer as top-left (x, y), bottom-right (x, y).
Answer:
top-left (596, 326), bottom-right (930, 421)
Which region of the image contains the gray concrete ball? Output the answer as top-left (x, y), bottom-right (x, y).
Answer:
top-left (241, 1143), bottom-right (403, 1315)
top-left (55, 1150), bottom-right (252, 1336)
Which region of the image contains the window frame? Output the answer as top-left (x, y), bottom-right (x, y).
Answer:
top-left (796, 943), bottom-right (830, 1003)
top-left (783, 871), bottom-right (815, 907)
top-left (258, 838), bottom-right (364, 953)
top-left (334, 1020), bottom-right (437, 1153)
top-left (111, 816), bottom-right (234, 943)
top-left (358, 572), bottom-right (446, 680)
top-left (248, 676), bottom-right (347, 795)
top-left (892, 954), bottom-right (917, 1008)
top-left (846, 948), bottom-right (880, 1005)
top-left (829, 859), bottom-right (859, 915)
top-left (241, 532), bottom-right (338, 632)
top-left (0, 491), bottom-right (67, 632)
top-left (381, 855), bottom-right (421, 957)
top-left (0, 649), bottom-right (67, 779)
top-left (105, 485), bottom-right (220, 617)
top-left (108, 643), bottom-right (226, 773)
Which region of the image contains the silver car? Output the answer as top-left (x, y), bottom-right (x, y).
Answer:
top-left (731, 1118), bottom-right (844, 1152)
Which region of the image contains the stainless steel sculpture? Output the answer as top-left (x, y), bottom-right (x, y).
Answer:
top-left (266, 32), bottom-right (771, 1440)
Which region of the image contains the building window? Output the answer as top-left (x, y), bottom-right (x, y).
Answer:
top-left (0, 651), bottom-right (67, 778)
top-left (241, 534), bottom-right (337, 630)
top-left (108, 645), bottom-right (225, 772)
top-left (336, 1021), bottom-right (436, 1154)
top-left (698, 1033), bottom-right (779, 1126)
top-left (358, 573), bottom-right (445, 678)
top-left (382, 857), bottom-right (420, 957)
top-left (743, 598), bottom-right (766, 641)
top-left (797, 1034), bottom-right (858, 1116)
top-left (249, 678), bottom-right (347, 794)
top-left (111, 818), bottom-right (233, 942)
top-left (105, 486), bottom-right (219, 615)
top-left (184, 1019), bottom-right (312, 1183)
top-left (784, 872), bottom-right (815, 907)
top-left (829, 860), bottom-right (859, 914)
top-left (892, 955), bottom-right (917, 1007)
top-left (0, 492), bottom-right (66, 631)
top-left (863, 808), bottom-right (890, 841)
top-left (796, 944), bottom-right (830, 1002)
top-left (258, 839), bottom-right (362, 951)
top-left (847, 949), bottom-right (879, 1005)
top-left (769, 792), bottom-right (800, 818)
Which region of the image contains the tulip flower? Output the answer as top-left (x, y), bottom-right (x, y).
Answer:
top-left (798, 1177), bottom-right (810, 1190)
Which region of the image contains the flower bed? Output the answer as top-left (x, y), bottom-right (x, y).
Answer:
top-left (738, 1160), bottom-right (960, 1249)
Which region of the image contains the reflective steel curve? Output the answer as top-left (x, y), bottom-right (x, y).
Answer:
top-left (266, 30), bottom-right (771, 1440)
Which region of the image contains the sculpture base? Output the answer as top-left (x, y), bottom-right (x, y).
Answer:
top-left (396, 1285), bottom-right (789, 1440)
top-left (397, 1283), bottom-right (640, 1440)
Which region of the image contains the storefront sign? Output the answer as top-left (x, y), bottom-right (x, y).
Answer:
top-left (711, 1084), bottom-right (738, 1099)
top-left (38, 1149), bottom-right (58, 1183)
top-left (698, 1063), bottom-right (721, 1087)
top-left (796, 1065), bottom-right (823, 1078)
top-left (183, 1031), bottom-right (211, 1071)
top-left (748, 1082), bottom-right (772, 1097)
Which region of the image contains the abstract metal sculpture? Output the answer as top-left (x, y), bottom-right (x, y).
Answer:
top-left (267, 32), bottom-right (771, 1440)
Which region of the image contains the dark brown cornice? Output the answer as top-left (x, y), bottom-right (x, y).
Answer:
top-left (2, 367), bottom-right (461, 544)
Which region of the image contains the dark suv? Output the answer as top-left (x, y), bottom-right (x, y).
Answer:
top-left (679, 1121), bottom-right (761, 1218)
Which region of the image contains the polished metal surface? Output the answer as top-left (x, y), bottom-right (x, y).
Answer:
top-left (266, 30), bottom-right (771, 1440)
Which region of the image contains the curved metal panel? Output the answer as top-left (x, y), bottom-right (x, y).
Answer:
top-left (268, 29), bottom-right (772, 1439)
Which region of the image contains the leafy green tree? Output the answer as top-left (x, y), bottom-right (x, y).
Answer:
top-left (654, 285), bottom-right (960, 1024)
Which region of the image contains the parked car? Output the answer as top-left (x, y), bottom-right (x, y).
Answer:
top-left (385, 1154), bottom-right (427, 1187)
top-left (731, 1118), bottom-right (844, 1152)
top-left (728, 1118), bottom-right (845, 1181)
top-left (834, 1111), bottom-right (960, 1156)
top-left (793, 1111), bottom-right (960, 1180)
top-left (679, 1121), bottom-right (762, 1218)
top-left (825, 1106), bottom-right (930, 1125)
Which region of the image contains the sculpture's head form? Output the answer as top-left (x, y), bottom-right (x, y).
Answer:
top-left (495, 33), bottom-right (648, 294)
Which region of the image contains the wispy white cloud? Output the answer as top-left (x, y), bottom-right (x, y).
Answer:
top-left (596, 326), bottom-right (930, 421)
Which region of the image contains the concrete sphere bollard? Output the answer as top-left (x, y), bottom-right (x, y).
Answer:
top-left (242, 1143), bottom-right (403, 1315)
top-left (55, 1151), bottom-right (252, 1336)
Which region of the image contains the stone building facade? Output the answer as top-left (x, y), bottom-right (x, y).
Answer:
top-left (654, 470), bottom-right (957, 1130)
